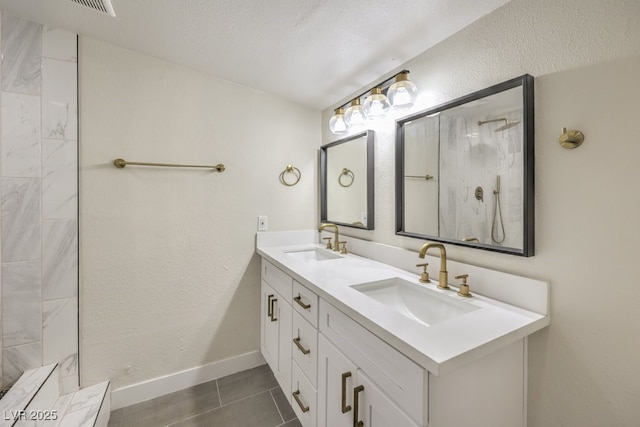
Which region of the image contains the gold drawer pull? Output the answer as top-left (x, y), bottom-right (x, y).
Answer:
top-left (293, 337), bottom-right (311, 355)
top-left (267, 294), bottom-right (274, 317)
top-left (353, 385), bottom-right (364, 427)
top-left (292, 390), bottom-right (310, 413)
top-left (294, 295), bottom-right (311, 310)
top-left (341, 372), bottom-right (352, 413)
top-left (269, 297), bottom-right (277, 322)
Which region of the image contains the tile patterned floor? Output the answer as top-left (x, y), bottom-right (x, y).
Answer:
top-left (108, 365), bottom-right (301, 427)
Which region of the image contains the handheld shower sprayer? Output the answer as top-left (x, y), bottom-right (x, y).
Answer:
top-left (491, 175), bottom-right (505, 244)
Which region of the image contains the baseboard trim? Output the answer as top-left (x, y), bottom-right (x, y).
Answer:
top-left (110, 350), bottom-right (265, 410)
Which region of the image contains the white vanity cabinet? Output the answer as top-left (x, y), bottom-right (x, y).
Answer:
top-left (261, 259), bottom-right (321, 426)
top-left (260, 260), bottom-right (293, 399)
top-left (257, 241), bottom-right (540, 427)
top-left (318, 300), bottom-right (424, 427)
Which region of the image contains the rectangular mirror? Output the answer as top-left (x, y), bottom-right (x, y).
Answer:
top-left (396, 75), bottom-right (534, 256)
top-left (321, 130), bottom-right (374, 229)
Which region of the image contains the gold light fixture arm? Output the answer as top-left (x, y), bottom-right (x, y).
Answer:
top-left (113, 158), bottom-right (225, 172)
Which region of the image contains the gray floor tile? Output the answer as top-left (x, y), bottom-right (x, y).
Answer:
top-left (279, 419), bottom-right (302, 427)
top-left (169, 390), bottom-right (283, 427)
top-left (270, 387), bottom-right (296, 423)
top-left (217, 364), bottom-right (278, 405)
top-left (108, 380), bottom-right (220, 427)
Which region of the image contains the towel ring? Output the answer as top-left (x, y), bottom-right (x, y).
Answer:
top-left (280, 164), bottom-right (301, 186)
top-left (338, 168), bottom-right (354, 187)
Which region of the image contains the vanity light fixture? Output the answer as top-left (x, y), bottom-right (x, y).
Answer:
top-left (362, 87), bottom-right (391, 119)
top-left (328, 70), bottom-right (417, 134)
top-left (344, 98), bottom-right (366, 128)
top-left (387, 71), bottom-right (418, 109)
top-left (329, 107), bottom-right (348, 134)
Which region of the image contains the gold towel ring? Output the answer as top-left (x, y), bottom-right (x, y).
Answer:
top-left (280, 164), bottom-right (301, 186)
top-left (338, 168), bottom-right (354, 187)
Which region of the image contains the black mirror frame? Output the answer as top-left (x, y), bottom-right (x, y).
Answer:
top-left (321, 130), bottom-right (375, 230)
top-left (395, 74), bottom-right (534, 256)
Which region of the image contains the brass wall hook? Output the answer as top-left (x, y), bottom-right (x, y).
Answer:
top-left (279, 164), bottom-right (301, 186)
top-left (558, 127), bottom-right (584, 149)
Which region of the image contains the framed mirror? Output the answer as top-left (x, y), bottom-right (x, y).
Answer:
top-left (396, 75), bottom-right (534, 256)
top-left (321, 130), bottom-right (374, 229)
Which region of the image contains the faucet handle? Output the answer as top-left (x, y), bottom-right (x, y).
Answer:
top-left (338, 241), bottom-right (348, 254)
top-left (416, 263), bottom-right (430, 283)
top-left (454, 274), bottom-right (472, 298)
top-left (322, 237), bottom-right (333, 250)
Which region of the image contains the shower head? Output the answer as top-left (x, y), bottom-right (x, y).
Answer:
top-left (478, 118), bottom-right (520, 132)
top-left (494, 120), bottom-right (520, 131)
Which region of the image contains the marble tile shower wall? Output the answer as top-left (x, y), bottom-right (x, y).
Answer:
top-left (0, 13), bottom-right (79, 393)
top-left (440, 112), bottom-right (523, 248)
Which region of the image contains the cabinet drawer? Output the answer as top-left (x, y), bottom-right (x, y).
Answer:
top-left (292, 361), bottom-right (317, 427)
top-left (293, 281), bottom-right (319, 328)
top-left (292, 311), bottom-right (318, 387)
top-left (319, 300), bottom-right (426, 425)
top-left (262, 259), bottom-right (293, 299)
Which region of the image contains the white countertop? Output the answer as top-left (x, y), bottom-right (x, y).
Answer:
top-left (257, 235), bottom-right (549, 376)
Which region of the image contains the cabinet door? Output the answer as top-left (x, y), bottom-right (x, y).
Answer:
top-left (318, 334), bottom-right (357, 427)
top-left (354, 371), bottom-right (420, 427)
top-left (276, 295), bottom-right (292, 397)
top-left (261, 281), bottom-right (278, 370)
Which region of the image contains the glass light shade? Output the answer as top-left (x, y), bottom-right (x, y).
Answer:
top-left (388, 72), bottom-right (418, 109)
top-left (344, 98), bottom-right (366, 128)
top-left (363, 87), bottom-right (390, 119)
top-left (329, 108), bottom-right (347, 134)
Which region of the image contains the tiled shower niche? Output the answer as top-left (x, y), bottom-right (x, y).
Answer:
top-left (0, 12), bottom-right (79, 393)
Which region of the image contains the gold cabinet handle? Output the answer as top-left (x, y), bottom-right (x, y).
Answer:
top-left (353, 385), bottom-right (364, 427)
top-left (293, 337), bottom-right (311, 355)
top-left (292, 390), bottom-right (310, 413)
top-left (294, 295), bottom-right (311, 310)
top-left (341, 372), bottom-right (352, 413)
top-left (269, 297), bottom-right (277, 322)
top-left (267, 294), bottom-right (274, 318)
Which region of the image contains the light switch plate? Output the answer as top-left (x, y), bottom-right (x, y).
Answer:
top-left (258, 215), bottom-right (268, 231)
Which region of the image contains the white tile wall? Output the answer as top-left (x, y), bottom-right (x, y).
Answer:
top-left (42, 58), bottom-right (77, 140)
top-left (0, 12), bottom-right (78, 389)
top-left (0, 92), bottom-right (41, 177)
top-left (1, 261), bottom-right (41, 347)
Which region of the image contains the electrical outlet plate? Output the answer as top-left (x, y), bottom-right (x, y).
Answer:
top-left (258, 216), bottom-right (268, 231)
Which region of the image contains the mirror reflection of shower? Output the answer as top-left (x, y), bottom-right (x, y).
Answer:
top-left (492, 175), bottom-right (505, 244)
top-left (478, 117), bottom-right (520, 131)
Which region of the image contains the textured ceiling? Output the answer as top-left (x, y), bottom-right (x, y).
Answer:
top-left (0, 0), bottom-right (510, 109)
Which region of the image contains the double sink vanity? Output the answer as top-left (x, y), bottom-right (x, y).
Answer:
top-left (256, 229), bottom-right (549, 427)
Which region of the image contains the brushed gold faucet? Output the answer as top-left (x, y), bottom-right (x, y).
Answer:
top-left (418, 243), bottom-right (449, 289)
top-left (319, 223), bottom-right (340, 252)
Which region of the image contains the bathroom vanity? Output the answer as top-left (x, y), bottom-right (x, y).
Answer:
top-left (256, 230), bottom-right (548, 427)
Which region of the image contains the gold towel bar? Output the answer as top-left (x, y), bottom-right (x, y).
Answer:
top-left (114, 158), bottom-right (225, 172)
top-left (405, 174), bottom-right (434, 180)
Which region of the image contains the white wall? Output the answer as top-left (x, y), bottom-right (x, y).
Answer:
top-left (79, 38), bottom-right (320, 390)
top-left (322, 0), bottom-right (640, 425)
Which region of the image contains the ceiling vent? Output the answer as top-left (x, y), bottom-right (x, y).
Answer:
top-left (68, 0), bottom-right (116, 17)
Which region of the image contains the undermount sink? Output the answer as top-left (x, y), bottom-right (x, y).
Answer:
top-left (285, 247), bottom-right (343, 262)
top-left (351, 278), bottom-right (480, 326)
